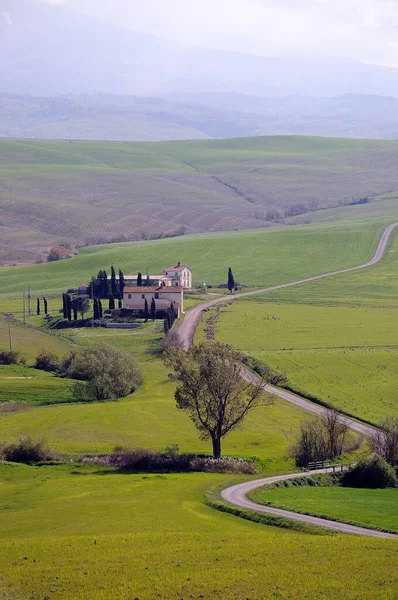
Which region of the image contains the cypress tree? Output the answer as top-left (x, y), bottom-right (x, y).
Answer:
top-left (102, 270), bottom-right (108, 298)
top-left (109, 294), bottom-right (115, 311)
top-left (119, 269), bottom-right (125, 296)
top-left (93, 297), bottom-right (98, 319)
top-left (73, 307), bottom-right (78, 321)
top-left (65, 294), bottom-right (72, 321)
top-left (144, 298), bottom-right (149, 322)
top-left (227, 267), bottom-right (235, 293)
top-left (111, 266), bottom-right (117, 296)
top-left (62, 293), bottom-right (67, 319)
top-left (36, 297), bottom-right (40, 316)
top-left (151, 297), bottom-right (156, 321)
top-left (43, 297), bottom-right (48, 314)
top-left (164, 318), bottom-right (170, 334)
top-left (137, 272), bottom-right (142, 286)
top-left (118, 295), bottom-right (122, 309)
top-left (98, 299), bottom-right (103, 319)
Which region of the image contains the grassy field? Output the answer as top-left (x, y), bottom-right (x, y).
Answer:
top-left (0, 462), bottom-right (396, 600)
top-left (250, 484), bottom-right (398, 533)
top-left (0, 220), bottom-right (387, 297)
top-left (2, 135), bottom-right (398, 263)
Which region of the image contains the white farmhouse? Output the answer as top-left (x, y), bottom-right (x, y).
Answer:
top-left (163, 262), bottom-right (192, 289)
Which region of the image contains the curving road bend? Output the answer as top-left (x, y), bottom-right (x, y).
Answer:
top-left (220, 468), bottom-right (398, 538)
top-left (177, 222), bottom-right (398, 535)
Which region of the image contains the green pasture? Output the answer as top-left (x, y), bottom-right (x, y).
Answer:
top-left (0, 462), bottom-right (396, 600)
top-left (250, 484), bottom-right (398, 533)
top-left (0, 220), bottom-right (387, 297)
top-left (203, 300), bottom-right (397, 423)
top-left (0, 365), bottom-right (74, 406)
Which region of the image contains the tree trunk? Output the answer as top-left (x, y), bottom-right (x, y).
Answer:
top-left (212, 436), bottom-right (221, 459)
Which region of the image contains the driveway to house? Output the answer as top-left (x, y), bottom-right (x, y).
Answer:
top-left (220, 468), bottom-right (398, 538)
top-left (177, 222), bottom-right (398, 536)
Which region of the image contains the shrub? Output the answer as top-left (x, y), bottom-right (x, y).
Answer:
top-left (342, 455), bottom-right (397, 489)
top-left (0, 436), bottom-right (56, 463)
top-left (34, 350), bottom-right (60, 372)
top-left (65, 344), bottom-right (142, 401)
top-left (0, 350), bottom-right (26, 365)
top-left (47, 246), bottom-right (72, 262)
top-left (189, 456), bottom-right (257, 474)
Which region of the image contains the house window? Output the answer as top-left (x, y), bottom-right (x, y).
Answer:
top-left (155, 293), bottom-right (159, 299)
top-left (128, 294), bottom-right (132, 299)
top-left (141, 294), bottom-right (145, 299)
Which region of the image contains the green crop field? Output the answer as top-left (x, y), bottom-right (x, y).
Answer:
top-left (202, 301), bottom-right (398, 423)
top-left (0, 220), bottom-right (387, 297)
top-left (2, 135), bottom-right (398, 263)
top-left (0, 462), bottom-right (396, 600)
top-left (250, 484), bottom-right (398, 533)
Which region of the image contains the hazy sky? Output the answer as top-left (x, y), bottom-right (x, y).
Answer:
top-left (41, 0), bottom-right (398, 66)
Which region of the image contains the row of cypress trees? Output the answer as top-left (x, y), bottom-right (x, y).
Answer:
top-left (88, 266), bottom-right (126, 299)
top-left (36, 297), bottom-right (48, 315)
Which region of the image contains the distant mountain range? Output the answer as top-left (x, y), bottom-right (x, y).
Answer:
top-left (2, 92), bottom-right (398, 141)
top-left (2, 0), bottom-right (398, 99)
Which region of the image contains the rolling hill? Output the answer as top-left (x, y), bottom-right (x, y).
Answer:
top-left (1, 135), bottom-right (398, 263)
top-left (4, 93), bottom-right (398, 142)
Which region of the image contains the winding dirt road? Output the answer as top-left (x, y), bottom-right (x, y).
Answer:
top-left (221, 468), bottom-right (398, 538)
top-left (177, 222), bottom-right (398, 536)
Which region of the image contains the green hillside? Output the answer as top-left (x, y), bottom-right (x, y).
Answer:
top-left (1, 135), bottom-right (398, 263)
top-left (0, 220), bottom-right (386, 297)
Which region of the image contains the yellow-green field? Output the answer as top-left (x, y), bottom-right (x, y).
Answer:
top-left (0, 463), bottom-right (397, 600)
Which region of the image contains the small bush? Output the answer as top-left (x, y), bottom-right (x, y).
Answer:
top-left (34, 350), bottom-right (60, 373)
top-left (190, 457), bottom-right (257, 474)
top-left (342, 455), bottom-right (397, 489)
top-left (0, 436), bottom-right (56, 463)
top-left (0, 350), bottom-right (26, 365)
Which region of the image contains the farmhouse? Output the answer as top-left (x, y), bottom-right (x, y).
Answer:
top-left (123, 285), bottom-right (184, 316)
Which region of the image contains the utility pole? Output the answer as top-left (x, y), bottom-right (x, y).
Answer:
top-left (27, 286), bottom-right (31, 316)
top-left (23, 290), bottom-right (26, 325)
top-left (4, 313), bottom-right (13, 352)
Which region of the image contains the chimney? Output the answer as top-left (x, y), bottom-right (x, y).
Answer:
top-left (177, 261), bottom-right (181, 267)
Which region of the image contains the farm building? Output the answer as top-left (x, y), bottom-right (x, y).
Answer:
top-left (123, 285), bottom-right (184, 316)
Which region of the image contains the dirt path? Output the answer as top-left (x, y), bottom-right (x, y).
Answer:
top-left (220, 468), bottom-right (398, 538)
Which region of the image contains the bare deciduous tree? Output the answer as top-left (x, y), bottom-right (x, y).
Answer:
top-left (321, 409), bottom-right (349, 459)
top-left (371, 418), bottom-right (398, 466)
top-left (290, 409), bottom-right (349, 467)
top-left (164, 342), bottom-right (273, 458)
